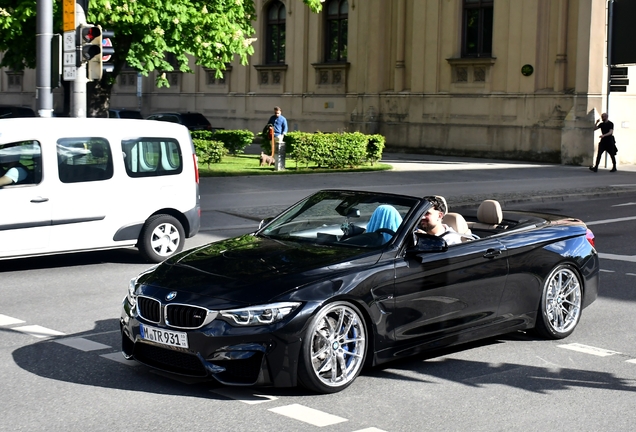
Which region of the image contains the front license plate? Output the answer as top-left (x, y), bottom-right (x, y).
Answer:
top-left (140, 324), bottom-right (189, 348)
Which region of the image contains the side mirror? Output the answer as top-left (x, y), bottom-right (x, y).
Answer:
top-left (259, 217), bottom-right (274, 230)
top-left (406, 233), bottom-right (448, 255)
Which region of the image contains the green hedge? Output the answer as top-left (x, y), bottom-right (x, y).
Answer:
top-left (193, 139), bottom-right (227, 167)
top-left (191, 130), bottom-right (254, 155)
top-left (194, 129), bottom-right (386, 168)
top-left (278, 131), bottom-right (385, 169)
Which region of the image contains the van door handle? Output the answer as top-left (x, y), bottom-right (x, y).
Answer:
top-left (30, 197), bottom-right (49, 203)
top-left (483, 248), bottom-right (502, 259)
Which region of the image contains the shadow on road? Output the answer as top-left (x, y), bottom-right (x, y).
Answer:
top-left (10, 321), bottom-right (636, 398)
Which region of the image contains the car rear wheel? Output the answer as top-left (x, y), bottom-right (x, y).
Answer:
top-left (138, 214), bottom-right (185, 263)
top-left (534, 264), bottom-right (582, 339)
top-left (298, 301), bottom-right (367, 394)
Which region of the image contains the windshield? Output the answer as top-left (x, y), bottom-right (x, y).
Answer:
top-left (260, 190), bottom-right (418, 248)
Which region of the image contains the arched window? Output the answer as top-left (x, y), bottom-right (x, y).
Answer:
top-left (266, 1), bottom-right (286, 64)
top-left (325, 0), bottom-right (348, 62)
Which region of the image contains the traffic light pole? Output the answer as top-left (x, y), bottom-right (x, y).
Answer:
top-left (71, 2), bottom-right (88, 118)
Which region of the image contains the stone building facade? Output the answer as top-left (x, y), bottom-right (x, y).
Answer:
top-left (2, 0), bottom-right (635, 165)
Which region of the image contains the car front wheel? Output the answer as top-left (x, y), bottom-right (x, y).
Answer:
top-left (138, 214), bottom-right (185, 263)
top-left (298, 301), bottom-right (367, 394)
top-left (534, 264), bottom-right (582, 339)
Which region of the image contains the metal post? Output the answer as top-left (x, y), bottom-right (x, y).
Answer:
top-left (604, 0), bottom-right (614, 168)
top-left (276, 140), bottom-right (286, 171)
top-left (36, 0), bottom-right (54, 117)
top-left (71, 2), bottom-right (87, 117)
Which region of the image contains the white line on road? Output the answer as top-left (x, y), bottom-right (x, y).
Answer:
top-left (268, 404), bottom-right (348, 427)
top-left (586, 215), bottom-right (636, 226)
top-left (352, 428), bottom-right (388, 432)
top-left (599, 269), bottom-right (615, 273)
top-left (210, 388), bottom-right (279, 405)
top-left (0, 314), bottom-right (25, 326)
top-left (626, 359), bottom-right (636, 365)
top-left (54, 337), bottom-right (111, 352)
top-left (626, 273), bottom-right (636, 276)
top-left (12, 325), bottom-right (65, 338)
top-left (100, 352), bottom-right (139, 365)
top-left (599, 253), bottom-right (636, 263)
top-left (612, 202), bottom-right (636, 207)
top-left (557, 343), bottom-right (620, 357)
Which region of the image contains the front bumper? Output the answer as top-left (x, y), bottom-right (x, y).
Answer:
top-left (120, 296), bottom-right (306, 388)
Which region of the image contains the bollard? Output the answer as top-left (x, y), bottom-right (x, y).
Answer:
top-left (276, 139), bottom-right (286, 171)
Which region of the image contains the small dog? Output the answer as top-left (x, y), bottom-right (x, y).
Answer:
top-left (260, 152), bottom-right (275, 166)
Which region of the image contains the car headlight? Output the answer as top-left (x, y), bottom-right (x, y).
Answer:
top-left (127, 279), bottom-right (137, 308)
top-left (127, 265), bottom-right (159, 308)
top-left (220, 302), bottom-right (301, 326)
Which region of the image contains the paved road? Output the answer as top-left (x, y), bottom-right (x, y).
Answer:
top-left (2, 155), bottom-right (636, 431)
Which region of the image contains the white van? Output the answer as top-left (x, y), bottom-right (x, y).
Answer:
top-left (0, 118), bottom-right (200, 262)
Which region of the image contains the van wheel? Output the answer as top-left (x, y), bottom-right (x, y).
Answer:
top-left (138, 215), bottom-right (185, 262)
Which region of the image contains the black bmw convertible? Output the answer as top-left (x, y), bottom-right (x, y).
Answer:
top-left (120, 189), bottom-right (599, 393)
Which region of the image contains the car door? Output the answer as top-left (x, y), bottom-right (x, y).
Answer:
top-left (0, 140), bottom-right (51, 256)
top-left (48, 137), bottom-right (117, 251)
top-left (388, 237), bottom-right (508, 348)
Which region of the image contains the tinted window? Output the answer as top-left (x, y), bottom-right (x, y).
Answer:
top-left (0, 106), bottom-right (36, 118)
top-left (121, 138), bottom-right (183, 178)
top-left (57, 138), bottom-right (113, 183)
top-left (180, 113), bottom-right (211, 127)
top-left (0, 140), bottom-right (42, 186)
top-left (118, 111), bottom-right (143, 119)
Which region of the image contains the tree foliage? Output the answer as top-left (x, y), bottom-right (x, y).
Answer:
top-left (0, 0), bottom-right (324, 112)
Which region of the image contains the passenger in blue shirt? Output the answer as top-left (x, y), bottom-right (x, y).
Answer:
top-left (267, 106), bottom-right (288, 143)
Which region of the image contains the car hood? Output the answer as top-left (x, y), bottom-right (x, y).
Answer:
top-left (138, 234), bottom-right (379, 305)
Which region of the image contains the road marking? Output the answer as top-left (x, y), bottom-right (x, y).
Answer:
top-left (12, 325), bottom-right (65, 338)
top-left (612, 202), bottom-right (636, 207)
top-left (626, 359), bottom-right (636, 365)
top-left (211, 388), bottom-right (279, 404)
top-left (100, 352), bottom-right (139, 365)
top-left (599, 253), bottom-right (636, 263)
top-left (626, 273), bottom-right (636, 277)
top-left (557, 343), bottom-right (620, 357)
top-left (599, 269), bottom-right (615, 273)
top-left (268, 404), bottom-right (348, 427)
top-left (352, 429), bottom-right (388, 432)
top-left (586, 215), bottom-right (636, 226)
top-left (54, 337), bottom-right (111, 351)
top-left (0, 314), bottom-right (25, 326)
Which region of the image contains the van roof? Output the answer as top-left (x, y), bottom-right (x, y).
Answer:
top-left (0, 117), bottom-right (192, 145)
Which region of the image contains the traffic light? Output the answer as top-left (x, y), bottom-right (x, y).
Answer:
top-left (76, 24), bottom-right (116, 81)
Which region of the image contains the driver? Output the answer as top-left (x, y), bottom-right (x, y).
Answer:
top-left (0, 158), bottom-right (28, 187)
top-left (416, 196), bottom-right (463, 246)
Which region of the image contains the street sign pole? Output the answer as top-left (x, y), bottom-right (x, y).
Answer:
top-left (36, 0), bottom-right (54, 117)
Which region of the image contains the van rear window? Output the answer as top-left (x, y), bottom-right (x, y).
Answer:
top-left (121, 138), bottom-right (183, 177)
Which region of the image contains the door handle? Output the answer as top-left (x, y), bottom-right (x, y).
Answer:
top-left (483, 248), bottom-right (502, 259)
top-left (30, 197), bottom-right (49, 203)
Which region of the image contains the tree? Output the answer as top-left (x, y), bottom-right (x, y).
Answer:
top-left (0, 0), bottom-right (324, 116)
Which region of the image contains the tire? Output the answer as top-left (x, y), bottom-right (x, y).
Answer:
top-left (534, 264), bottom-right (583, 339)
top-left (138, 214), bottom-right (185, 263)
top-left (298, 301), bottom-right (367, 394)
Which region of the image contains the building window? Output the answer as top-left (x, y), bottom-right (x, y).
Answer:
top-left (462, 0), bottom-right (493, 57)
top-left (266, 1), bottom-right (286, 64)
top-left (325, 0), bottom-right (348, 62)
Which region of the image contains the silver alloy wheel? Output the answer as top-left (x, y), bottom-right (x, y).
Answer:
top-left (309, 303), bottom-right (366, 388)
top-left (150, 222), bottom-right (181, 257)
top-left (543, 266), bottom-right (582, 334)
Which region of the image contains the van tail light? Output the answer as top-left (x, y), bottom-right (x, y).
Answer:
top-left (193, 154), bottom-right (199, 184)
top-left (586, 228), bottom-right (595, 249)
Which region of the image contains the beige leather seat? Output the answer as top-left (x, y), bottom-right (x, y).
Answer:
top-left (470, 199), bottom-right (503, 230)
top-left (443, 212), bottom-right (476, 241)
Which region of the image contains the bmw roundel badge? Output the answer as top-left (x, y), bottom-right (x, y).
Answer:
top-left (165, 291), bottom-right (177, 301)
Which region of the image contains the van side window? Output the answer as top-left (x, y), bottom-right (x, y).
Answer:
top-left (57, 138), bottom-right (113, 183)
top-left (0, 140), bottom-right (42, 187)
top-left (121, 138), bottom-right (183, 177)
